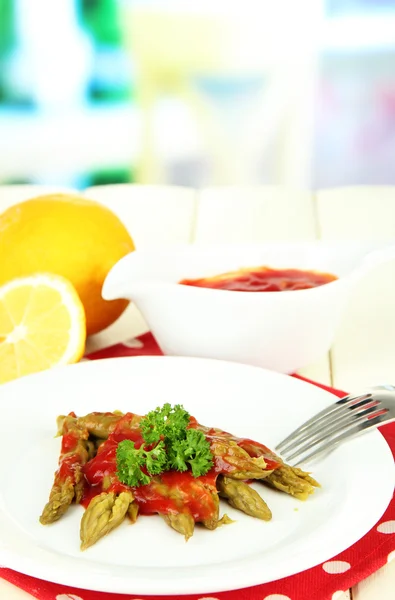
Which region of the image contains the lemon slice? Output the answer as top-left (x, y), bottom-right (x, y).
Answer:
top-left (0, 274), bottom-right (86, 384)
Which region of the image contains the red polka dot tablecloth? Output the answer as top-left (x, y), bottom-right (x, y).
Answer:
top-left (2, 332), bottom-right (395, 600)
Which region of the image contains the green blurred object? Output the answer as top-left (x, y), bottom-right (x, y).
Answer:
top-left (0, 0), bottom-right (14, 54)
top-left (87, 167), bottom-right (135, 187)
top-left (0, 0), bottom-right (15, 103)
top-left (82, 0), bottom-right (122, 45)
top-left (81, 0), bottom-right (133, 103)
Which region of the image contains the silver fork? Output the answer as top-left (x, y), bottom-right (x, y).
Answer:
top-left (275, 384), bottom-right (395, 465)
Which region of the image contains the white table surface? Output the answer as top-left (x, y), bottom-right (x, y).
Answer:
top-left (1, 305), bottom-right (394, 600)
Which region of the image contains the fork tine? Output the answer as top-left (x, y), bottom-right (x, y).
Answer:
top-left (283, 404), bottom-right (385, 462)
top-left (278, 397), bottom-right (379, 455)
top-left (291, 412), bottom-right (393, 465)
top-left (275, 392), bottom-right (372, 452)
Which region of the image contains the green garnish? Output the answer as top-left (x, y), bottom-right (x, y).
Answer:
top-left (116, 404), bottom-right (213, 487)
top-left (116, 439), bottom-right (167, 487)
top-left (167, 428), bottom-right (215, 477)
top-left (140, 403), bottom-right (190, 445)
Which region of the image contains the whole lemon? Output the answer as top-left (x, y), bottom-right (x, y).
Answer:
top-left (0, 193), bottom-right (135, 335)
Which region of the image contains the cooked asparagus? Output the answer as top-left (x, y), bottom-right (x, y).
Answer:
top-left (210, 439), bottom-right (269, 480)
top-left (80, 491), bottom-right (134, 550)
top-left (217, 475), bottom-right (272, 521)
top-left (39, 478), bottom-right (76, 525)
top-left (76, 411), bottom-right (127, 438)
top-left (201, 424), bottom-right (320, 500)
top-left (40, 415), bottom-right (91, 524)
top-left (162, 511), bottom-right (195, 540)
top-left (41, 405), bottom-right (321, 549)
top-left (265, 464), bottom-right (320, 500)
top-left (201, 488), bottom-right (220, 530)
top-left (127, 501), bottom-right (139, 523)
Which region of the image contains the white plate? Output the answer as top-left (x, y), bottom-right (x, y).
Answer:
top-left (0, 356), bottom-right (393, 596)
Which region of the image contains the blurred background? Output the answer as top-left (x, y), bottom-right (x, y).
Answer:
top-left (1, 0), bottom-right (395, 190)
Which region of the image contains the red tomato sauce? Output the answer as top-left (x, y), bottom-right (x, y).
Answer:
top-left (81, 433), bottom-right (218, 520)
top-left (132, 470), bottom-right (217, 520)
top-left (80, 412), bottom-right (281, 521)
top-left (61, 431), bottom-right (81, 454)
top-left (179, 266), bottom-right (338, 292)
top-left (58, 454), bottom-right (82, 481)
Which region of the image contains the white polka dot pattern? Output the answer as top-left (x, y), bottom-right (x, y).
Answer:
top-left (322, 561), bottom-right (351, 574)
top-left (122, 338), bottom-right (144, 349)
top-left (377, 520), bottom-right (395, 534)
top-left (263, 595), bottom-right (292, 600)
top-left (332, 592), bottom-right (347, 600)
top-left (387, 550), bottom-right (395, 563)
top-left (56, 595), bottom-right (85, 600)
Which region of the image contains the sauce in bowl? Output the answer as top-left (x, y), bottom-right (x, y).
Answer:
top-left (179, 266), bottom-right (338, 292)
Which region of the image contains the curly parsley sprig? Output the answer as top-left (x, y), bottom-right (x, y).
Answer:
top-left (166, 428), bottom-right (215, 477)
top-left (116, 403), bottom-right (213, 487)
top-left (116, 439), bottom-right (167, 487)
top-left (140, 403), bottom-right (190, 445)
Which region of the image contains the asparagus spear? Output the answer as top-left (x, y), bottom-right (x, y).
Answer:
top-left (195, 423), bottom-right (320, 499)
top-left (211, 439), bottom-right (269, 480)
top-left (179, 478), bottom-right (220, 531)
top-left (80, 490), bottom-right (134, 550)
top-left (127, 501), bottom-right (139, 523)
top-left (217, 475), bottom-right (272, 521)
top-left (39, 477), bottom-right (75, 525)
top-left (194, 423), bottom-right (280, 476)
top-left (78, 412), bottom-right (125, 438)
top-left (161, 489), bottom-right (224, 536)
top-left (57, 411), bottom-right (138, 442)
top-left (134, 473), bottom-right (223, 538)
top-left (201, 487), bottom-right (220, 530)
top-left (162, 511), bottom-right (195, 540)
top-left (40, 415), bottom-right (91, 524)
top-left (265, 464), bottom-right (320, 500)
